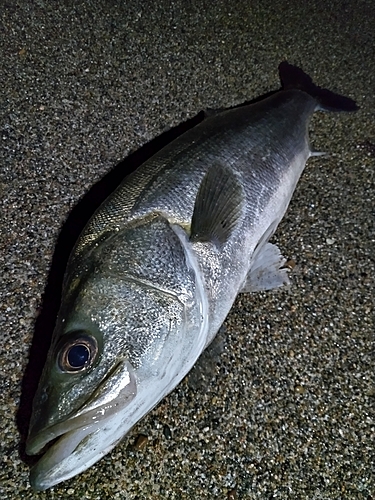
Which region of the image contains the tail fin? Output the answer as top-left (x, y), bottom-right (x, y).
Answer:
top-left (278, 61), bottom-right (358, 112)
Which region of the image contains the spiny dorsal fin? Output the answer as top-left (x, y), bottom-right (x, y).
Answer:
top-left (190, 164), bottom-right (244, 247)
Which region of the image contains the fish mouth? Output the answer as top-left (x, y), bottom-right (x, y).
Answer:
top-left (26, 360), bottom-right (137, 491)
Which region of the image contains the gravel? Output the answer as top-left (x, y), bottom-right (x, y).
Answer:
top-left (1, 0), bottom-right (374, 498)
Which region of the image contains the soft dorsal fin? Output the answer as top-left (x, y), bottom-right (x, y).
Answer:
top-left (190, 164), bottom-right (244, 247)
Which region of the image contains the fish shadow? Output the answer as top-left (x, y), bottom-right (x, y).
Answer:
top-left (16, 89), bottom-right (276, 465)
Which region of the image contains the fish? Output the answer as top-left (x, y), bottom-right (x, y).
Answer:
top-left (26, 62), bottom-right (357, 490)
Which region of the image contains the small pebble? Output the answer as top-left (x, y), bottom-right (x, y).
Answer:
top-left (133, 434), bottom-right (148, 451)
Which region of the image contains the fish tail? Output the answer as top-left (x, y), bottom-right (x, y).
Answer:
top-left (278, 61), bottom-right (358, 112)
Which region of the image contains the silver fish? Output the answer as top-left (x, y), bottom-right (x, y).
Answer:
top-left (26, 62), bottom-right (357, 490)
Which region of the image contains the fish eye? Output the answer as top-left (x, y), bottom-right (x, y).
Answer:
top-left (57, 332), bottom-right (98, 373)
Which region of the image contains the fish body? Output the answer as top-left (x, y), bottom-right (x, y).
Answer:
top-left (26, 63), bottom-right (357, 490)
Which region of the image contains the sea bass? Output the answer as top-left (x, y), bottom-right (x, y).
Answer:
top-left (26, 62), bottom-right (357, 490)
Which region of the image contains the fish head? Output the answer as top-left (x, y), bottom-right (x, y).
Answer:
top-left (26, 217), bottom-right (204, 490)
top-left (25, 279), bottom-right (139, 489)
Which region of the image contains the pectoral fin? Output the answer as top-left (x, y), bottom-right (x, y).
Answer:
top-left (190, 164), bottom-right (244, 247)
top-left (241, 242), bottom-right (290, 292)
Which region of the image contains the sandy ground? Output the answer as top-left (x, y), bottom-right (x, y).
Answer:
top-left (1, 0), bottom-right (374, 498)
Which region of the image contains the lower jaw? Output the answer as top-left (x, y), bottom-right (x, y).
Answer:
top-left (30, 423), bottom-right (96, 491)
